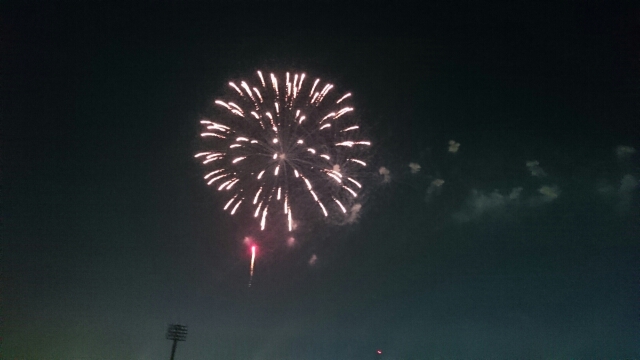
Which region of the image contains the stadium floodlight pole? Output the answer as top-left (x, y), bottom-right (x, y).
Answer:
top-left (166, 324), bottom-right (188, 360)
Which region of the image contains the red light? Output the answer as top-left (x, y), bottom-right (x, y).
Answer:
top-left (377, 350), bottom-right (382, 354)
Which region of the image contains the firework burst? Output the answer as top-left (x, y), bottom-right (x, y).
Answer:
top-left (196, 71), bottom-right (369, 232)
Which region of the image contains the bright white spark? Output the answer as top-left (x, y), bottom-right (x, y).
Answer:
top-left (224, 195), bottom-right (238, 210)
top-left (320, 154), bottom-right (330, 160)
top-left (218, 180), bottom-right (233, 191)
top-left (202, 157), bottom-right (222, 164)
top-left (317, 200), bottom-right (328, 217)
top-left (207, 174), bottom-right (229, 185)
top-left (327, 172), bottom-right (342, 183)
top-left (253, 187), bottom-right (263, 204)
top-left (253, 87), bottom-right (263, 103)
top-left (260, 208), bottom-right (267, 230)
top-left (320, 113), bottom-right (336, 123)
top-left (232, 157), bottom-right (246, 163)
top-left (343, 185), bottom-right (358, 197)
top-left (348, 159), bottom-right (367, 166)
top-left (228, 101), bottom-right (244, 114)
top-left (204, 169), bottom-right (224, 179)
top-left (336, 141), bottom-right (370, 147)
top-left (230, 199), bottom-right (242, 214)
top-left (257, 71), bottom-right (265, 87)
top-left (310, 79), bottom-right (320, 97)
top-left (201, 133), bottom-right (226, 139)
top-left (229, 82), bottom-right (243, 96)
top-left (241, 81), bottom-right (256, 103)
top-left (226, 179), bottom-right (240, 189)
top-left (347, 177), bottom-right (362, 188)
top-left (329, 170), bottom-right (342, 178)
top-left (254, 201), bottom-right (263, 217)
top-left (318, 84), bottom-right (333, 100)
top-left (341, 126), bottom-right (359, 132)
top-left (333, 198), bottom-right (347, 213)
top-left (271, 73), bottom-right (279, 96)
top-left (336, 93), bottom-right (351, 104)
top-left (202, 121), bottom-right (230, 130)
top-left (304, 178), bottom-right (313, 190)
top-left (334, 107), bottom-right (353, 119)
top-left (214, 100), bottom-right (231, 110)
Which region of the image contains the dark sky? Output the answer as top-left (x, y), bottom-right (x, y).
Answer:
top-left (3, 1), bottom-right (639, 359)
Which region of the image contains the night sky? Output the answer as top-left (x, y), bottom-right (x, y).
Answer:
top-left (3, 1), bottom-right (640, 359)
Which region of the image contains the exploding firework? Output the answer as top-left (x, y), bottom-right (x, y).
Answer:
top-left (196, 71), bottom-right (370, 232)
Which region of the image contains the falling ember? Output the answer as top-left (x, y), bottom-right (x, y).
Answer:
top-left (197, 71), bottom-right (369, 231)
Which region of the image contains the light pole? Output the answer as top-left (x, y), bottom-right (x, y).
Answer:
top-left (166, 324), bottom-right (188, 360)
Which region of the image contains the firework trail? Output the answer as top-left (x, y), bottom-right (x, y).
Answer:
top-left (248, 245), bottom-right (256, 287)
top-left (196, 71), bottom-right (370, 231)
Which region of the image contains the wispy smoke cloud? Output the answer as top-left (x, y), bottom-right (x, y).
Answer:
top-left (453, 187), bottom-right (523, 222)
top-left (526, 160), bottom-right (547, 177)
top-left (379, 166), bottom-right (391, 183)
top-left (448, 140), bottom-right (460, 153)
top-left (615, 145), bottom-right (636, 160)
top-left (345, 203), bottom-right (362, 224)
top-left (425, 179), bottom-right (445, 203)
